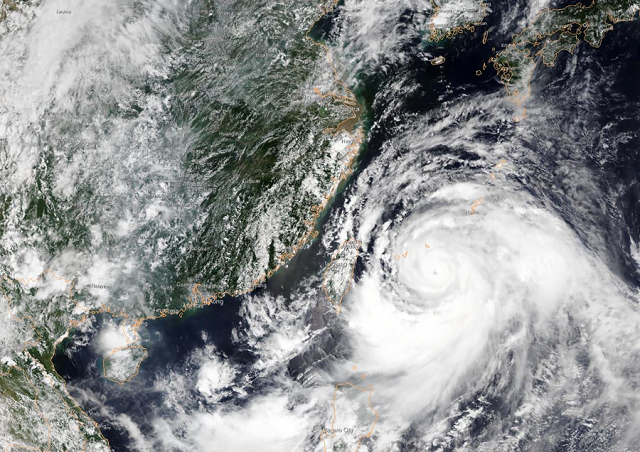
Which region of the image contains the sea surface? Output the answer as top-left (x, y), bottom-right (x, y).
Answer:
top-left (52, 2), bottom-right (640, 450)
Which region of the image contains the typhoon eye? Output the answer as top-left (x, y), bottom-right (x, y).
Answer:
top-left (4, 0), bottom-right (640, 450)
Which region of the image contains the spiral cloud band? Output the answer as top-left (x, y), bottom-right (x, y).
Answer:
top-left (334, 179), bottom-right (640, 449)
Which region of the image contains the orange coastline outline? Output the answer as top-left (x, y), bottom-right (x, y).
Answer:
top-left (429, 0), bottom-right (488, 42)
top-left (489, 1), bottom-right (640, 122)
top-left (322, 238), bottom-right (361, 315)
top-left (470, 196), bottom-right (484, 215)
top-left (102, 345), bottom-right (148, 385)
top-left (1, 271), bottom-right (110, 451)
top-left (0, 365), bottom-right (52, 452)
top-left (0, 1), bottom-right (367, 448)
top-left (320, 381), bottom-right (379, 452)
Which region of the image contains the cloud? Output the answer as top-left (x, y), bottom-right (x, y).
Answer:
top-left (195, 354), bottom-right (236, 401)
top-left (186, 393), bottom-right (316, 452)
top-left (95, 322), bottom-right (128, 355)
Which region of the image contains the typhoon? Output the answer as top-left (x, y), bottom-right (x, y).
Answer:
top-left (2, 0), bottom-right (640, 451)
top-left (325, 142), bottom-right (640, 450)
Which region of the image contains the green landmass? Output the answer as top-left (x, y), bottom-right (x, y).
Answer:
top-left (492, 0), bottom-right (640, 114)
